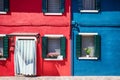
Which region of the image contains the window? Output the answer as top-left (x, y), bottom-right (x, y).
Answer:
top-left (0, 0), bottom-right (9, 14)
top-left (76, 33), bottom-right (101, 60)
top-left (79, 0), bottom-right (100, 13)
top-left (42, 35), bottom-right (66, 60)
top-left (0, 35), bottom-right (9, 59)
top-left (42, 0), bottom-right (64, 15)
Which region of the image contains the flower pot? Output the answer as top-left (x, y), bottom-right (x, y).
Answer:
top-left (86, 55), bottom-right (89, 58)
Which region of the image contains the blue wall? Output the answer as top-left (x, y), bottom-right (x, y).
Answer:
top-left (72, 0), bottom-right (120, 76)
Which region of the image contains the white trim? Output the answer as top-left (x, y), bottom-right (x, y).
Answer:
top-left (44, 13), bottom-right (63, 16)
top-left (0, 58), bottom-right (7, 60)
top-left (80, 10), bottom-right (99, 13)
top-left (0, 12), bottom-right (7, 14)
top-left (16, 37), bottom-right (37, 41)
top-left (44, 34), bottom-right (64, 38)
top-left (78, 33), bottom-right (98, 36)
top-left (0, 34), bottom-right (6, 37)
top-left (44, 58), bottom-right (63, 61)
top-left (78, 57), bottom-right (98, 60)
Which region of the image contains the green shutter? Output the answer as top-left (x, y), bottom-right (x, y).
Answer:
top-left (60, 37), bottom-right (66, 59)
top-left (60, 0), bottom-right (64, 13)
top-left (42, 0), bottom-right (47, 13)
top-left (94, 35), bottom-right (101, 59)
top-left (4, 0), bottom-right (9, 12)
top-left (3, 36), bottom-right (9, 58)
top-left (42, 37), bottom-right (48, 58)
top-left (96, 0), bottom-right (100, 10)
top-left (78, 0), bottom-right (83, 10)
top-left (76, 35), bottom-right (82, 58)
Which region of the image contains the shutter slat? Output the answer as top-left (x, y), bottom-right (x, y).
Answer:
top-left (60, 37), bottom-right (66, 59)
top-left (42, 0), bottom-right (47, 13)
top-left (4, 0), bottom-right (9, 12)
top-left (94, 35), bottom-right (101, 59)
top-left (76, 35), bottom-right (82, 58)
top-left (42, 37), bottom-right (48, 58)
top-left (3, 36), bottom-right (9, 58)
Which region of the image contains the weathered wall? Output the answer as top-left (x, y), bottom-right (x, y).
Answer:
top-left (72, 0), bottom-right (120, 76)
top-left (0, 0), bottom-right (71, 76)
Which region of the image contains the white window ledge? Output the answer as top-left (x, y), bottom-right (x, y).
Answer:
top-left (44, 58), bottom-right (63, 61)
top-left (0, 58), bottom-right (7, 60)
top-left (79, 33), bottom-right (98, 36)
top-left (44, 34), bottom-right (64, 38)
top-left (44, 13), bottom-right (63, 16)
top-left (0, 34), bottom-right (6, 37)
top-left (0, 11), bottom-right (7, 14)
top-left (78, 57), bottom-right (98, 60)
top-left (80, 10), bottom-right (99, 13)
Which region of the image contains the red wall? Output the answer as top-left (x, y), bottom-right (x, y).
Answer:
top-left (0, 0), bottom-right (71, 76)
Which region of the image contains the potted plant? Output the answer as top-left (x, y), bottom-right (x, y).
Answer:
top-left (84, 47), bottom-right (91, 57)
top-left (47, 52), bottom-right (60, 58)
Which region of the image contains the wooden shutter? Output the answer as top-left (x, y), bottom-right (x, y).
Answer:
top-left (78, 0), bottom-right (83, 10)
top-left (94, 35), bottom-right (101, 59)
top-left (60, 37), bottom-right (66, 59)
top-left (76, 35), bottom-right (82, 58)
top-left (3, 36), bottom-right (9, 58)
top-left (60, 0), bottom-right (64, 13)
top-left (4, 0), bottom-right (9, 12)
top-left (42, 37), bottom-right (48, 58)
top-left (42, 0), bottom-right (47, 13)
top-left (95, 0), bottom-right (100, 10)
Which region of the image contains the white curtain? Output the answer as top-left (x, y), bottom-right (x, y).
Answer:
top-left (15, 39), bottom-right (36, 75)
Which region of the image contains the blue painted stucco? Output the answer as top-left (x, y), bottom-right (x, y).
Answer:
top-left (72, 0), bottom-right (120, 76)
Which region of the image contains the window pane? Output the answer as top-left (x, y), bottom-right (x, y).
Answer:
top-left (48, 38), bottom-right (60, 54)
top-left (83, 0), bottom-right (95, 10)
top-left (0, 0), bottom-right (4, 11)
top-left (48, 0), bottom-right (60, 13)
top-left (0, 38), bottom-right (3, 56)
top-left (82, 36), bottom-right (95, 57)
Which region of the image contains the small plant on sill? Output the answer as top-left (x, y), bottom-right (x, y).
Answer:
top-left (83, 47), bottom-right (91, 57)
top-left (47, 52), bottom-right (60, 58)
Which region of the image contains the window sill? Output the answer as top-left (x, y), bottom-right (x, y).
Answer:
top-left (0, 58), bottom-right (7, 60)
top-left (44, 58), bottom-right (63, 61)
top-left (44, 13), bottom-right (63, 16)
top-left (80, 10), bottom-right (99, 13)
top-left (78, 57), bottom-right (98, 60)
top-left (0, 11), bottom-right (7, 14)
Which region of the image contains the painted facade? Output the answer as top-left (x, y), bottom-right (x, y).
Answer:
top-left (72, 0), bottom-right (120, 76)
top-left (0, 0), bottom-right (71, 76)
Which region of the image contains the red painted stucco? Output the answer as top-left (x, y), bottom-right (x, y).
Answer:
top-left (0, 0), bottom-right (71, 76)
